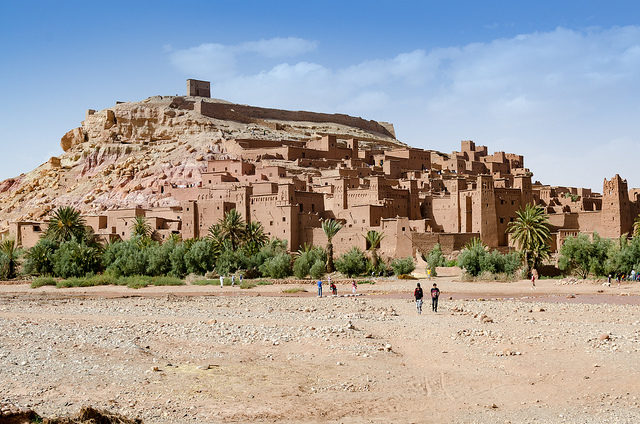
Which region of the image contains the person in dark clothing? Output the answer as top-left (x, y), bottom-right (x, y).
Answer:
top-left (430, 283), bottom-right (440, 312)
top-left (414, 283), bottom-right (424, 314)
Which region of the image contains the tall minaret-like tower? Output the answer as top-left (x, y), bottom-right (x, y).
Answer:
top-left (601, 175), bottom-right (633, 238)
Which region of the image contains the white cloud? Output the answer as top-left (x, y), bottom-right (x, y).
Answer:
top-left (169, 27), bottom-right (640, 190)
top-left (168, 37), bottom-right (317, 80)
top-left (239, 37), bottom-right (317, 58)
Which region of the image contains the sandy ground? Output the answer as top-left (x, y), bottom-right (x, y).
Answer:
top-left (1, 277), bottom-right (640, 423)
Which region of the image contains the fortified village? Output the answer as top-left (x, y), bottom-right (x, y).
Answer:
top-left (3, 79), bottom-right (640, 259)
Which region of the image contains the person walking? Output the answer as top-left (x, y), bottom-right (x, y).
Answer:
top-left (219, 275), bottom-right (224, 288)
top-left (414, 283), bottom-right (424, 314)
top-left (531, 268), bottom-right (537, 290)
top-left (351, 280), bottom-right (358, 294)
top-left (231, 275), bottom-right (236, 286)
top-left (317, 279), bottom-right (323, 298)
top-left (430, 283), bottom-right (440, 312)
top-left (239, 274), bottom-right (243, 285)
top-left (330, 281), bottom-right (337, 296)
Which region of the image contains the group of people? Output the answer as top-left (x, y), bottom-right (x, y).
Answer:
top-left (413, 282), bottom-right (440, 314)
top-left (317, 277), bottom-right (358, 297)
top-left (219, 274), bottom-right (243, 287)
top-left (608, 270), bottom-right (639, 285)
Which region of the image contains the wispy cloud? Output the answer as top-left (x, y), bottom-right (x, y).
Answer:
top-left (169, 37), bottom-right (317, 79)
top-left (168, 27), bottom-right (640, 190)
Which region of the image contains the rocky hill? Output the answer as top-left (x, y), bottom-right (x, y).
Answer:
top-left (0, 96), bottom-right (403, 232)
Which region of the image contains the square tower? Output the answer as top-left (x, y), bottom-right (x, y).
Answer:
top-left (186, 79), bottom-right (211, 97)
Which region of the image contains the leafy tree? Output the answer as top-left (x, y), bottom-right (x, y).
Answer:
top-left (131, 216), bottom-right (152, 239)
top-left (335, 247), bottom-right (368, 277)
top-left (604, 235), bottom-right (640, 276)
top-left (390, 257), bottom-right (416, 276)
top-left (146, 240), bottom-right (175, 276)
top-left (215, 249), bottom-right (248, 276)
top-left (45, 206), bottom-right (87, 243)
top-left (322, 219), bottom-right (342, 273)
top-left (184, 238), bottom-right (217, 275)
top-left (507, 204), bottom-right (551, 272)
top-left (558, 233), bottom-right (610, 279)
top-left (310, 259), bottom-right (326, 279)
top-left (0, 239), bottom-right (22, 279)
top-left (259, 253), bottom-right (292, 278)
top-left (364, 230), bottom-right (384, 270)
top-left (52, 240), bottom-right (101, 278)
top-left (23, 238), bottom-right (58, 276)
top-left (634, 215), bottom-right (640, 238)
top-left (423, 243), bottom-right (446, 277)
top-left (102, 237), bottom-right (148, 277)
top-left (244, 221), bottom-right (268, 255)
top-left (219, 209), bottom-right (246, 251)
top-left (169, 242), bottom-right (189, 278)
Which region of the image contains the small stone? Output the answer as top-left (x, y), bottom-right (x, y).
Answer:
top-left (598, 333), bottom-right (610, 341)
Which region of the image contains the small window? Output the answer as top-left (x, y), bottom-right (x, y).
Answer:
top-left (282, 217), bottom-right (286, 222)
top-left (270, 221), bottom-right (273, 226)
top-left (402, 227), bottom-right (406, 231)
top-left (33, 225), bottom-right (41, 232)
top-left (511, 200), bottom-right (515, 205)
top-left (499, 218), bottom-right (504, 224)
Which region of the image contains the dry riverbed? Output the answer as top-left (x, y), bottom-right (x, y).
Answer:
top-left (1, 278), bottom-right (640, 423)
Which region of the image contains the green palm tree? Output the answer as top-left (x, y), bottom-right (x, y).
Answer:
top-left (45, 206), bottom-right (86, 243)
top-left (364, 230), bottom-right (384, 269)
top-left (322, 219), bottom-right (342, 273)
top-left (0, 239), bottom-right (22, 279)
top-left (131, 216), bottom-right (152, 239)
top-left (633, 215), bottom-right (640, 238)
top-left (507, 204), bottom-right (551, 272)
top-left (244, 221), bottom-right (268, 254)
top-left (219, 209), bottom-right (246, 251)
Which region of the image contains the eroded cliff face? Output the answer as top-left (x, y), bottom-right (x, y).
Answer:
top-left (0, 96), bottom-right (400, 231)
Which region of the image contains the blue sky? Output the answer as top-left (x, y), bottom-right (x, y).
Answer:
top-left (1, 0), bottom-right (639, 190)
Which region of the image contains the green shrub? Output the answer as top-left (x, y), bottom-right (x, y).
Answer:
top-left (185, 239), bottom-right (216, 275)
top-left (559, 233), bottom-right (610, 278)
top-left (169, 242), bottom-right (189, 278)
top-left (457, 242), bottom-right (486, 277)
top-left (335, 247), bottom-right (368, 277)
top-left (215, 249), bottom-right (248, 276)
top-left (146, 241), bottom-right (175, 276)
top-left (445, 259), bottom-right (457, 267)
top-left (309, 259), bottom-right (326, 279)
top-left (31, 276), bottom-right (57, 288)
top-left (103, 239), bottom-right (148, 277)
top-left (293, 248), bottom-right (326, 278)
top-left (23, 239), bottom-right (58, 276)
top-left (240, 282), bottom-right (256, 289)
top-left (259, 253), bottom-right (292, 279)
top-left (424, 244), bottom-right (446, 277)
top-left (52, 240), bottom-right (102, 278)
top-left (390, 257), bottom-right (415, 276)
top-left (244, 239), bottom-right (288, 277)
top-left (359, 280), bottom-right (375, 285)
